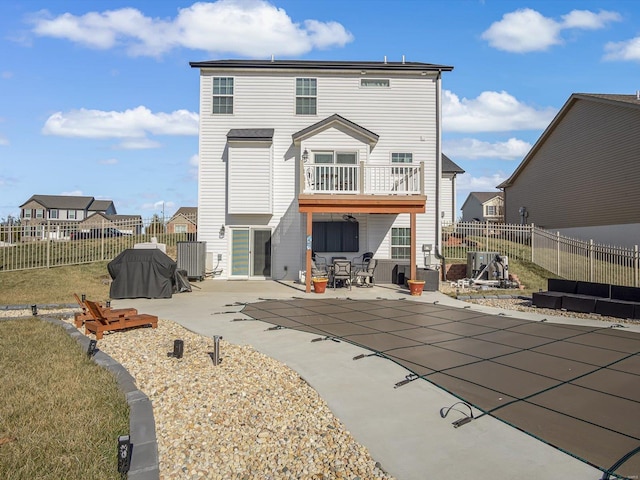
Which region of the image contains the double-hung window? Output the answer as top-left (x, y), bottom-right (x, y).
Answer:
top-left (68, 210), bottom-right (76, 220)
top-left (391, 227), bottom-right (411, 260)
top-left (213, 77), bottom-right (234, 114)
top-left (486, 205), bottom-right (496, 216)
top-left (23, 209), bottom-right (31, 219)
top-left (296, 78), bottom-right (316, 115)
top-left (49, 209), bottom-right (59, 219)
top-left (35, 209), bottom-right (44, 219)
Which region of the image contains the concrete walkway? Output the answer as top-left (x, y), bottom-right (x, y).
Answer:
top-left (117, 280), bottom-right (639, 480)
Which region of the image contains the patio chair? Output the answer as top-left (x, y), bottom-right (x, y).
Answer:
top-left (84, 300), bottom-right (158, 340)
top-left (73, 293), bottom-right (138, 328)
top-left (331, 259), bottom-right (352, 290)
top-left (311, 256), bottom-right (329, 279)
top-left (355, 258), bottom-right (377, 287)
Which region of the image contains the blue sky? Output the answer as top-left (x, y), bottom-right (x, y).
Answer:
top-left (1, 0), bottom-right (639, 221)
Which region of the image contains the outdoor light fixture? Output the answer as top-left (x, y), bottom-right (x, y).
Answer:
top-left (342, 214), bottom-right (357, 223)
top-left (31, 305), bottom-right (38, 316)
top-left (81, 294), bottom-right (86, 302)
top-left (106, 300), bottom-right (111, 308)
top-left (219, 225), bottom-right (225, 238)
top-left (209, 335), bottom-right (223, 366)
top-left (167, 339), bottom-right (184, 359)
top-left (302, 149), bottom-right (309, 162)
top-left (117, 435), bottom-right (132, 474)
top-left (87, 339), bottom-right (97, 357)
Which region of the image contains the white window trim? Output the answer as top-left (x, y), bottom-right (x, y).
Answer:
top-left (212, 77), bottom-right (234, 115)
top-left (295, 78), bottom-right (317, 115)
top-left (391, 227), bottom-right (411, 260)
top-left (360, 78), bottom-right (390, 88)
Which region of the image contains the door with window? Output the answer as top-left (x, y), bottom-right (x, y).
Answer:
top-left (314, 151), bottom-right (357, 192)
top-left (230, 227), bottom-right (272, 278)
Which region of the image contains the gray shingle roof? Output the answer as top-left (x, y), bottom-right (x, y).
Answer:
top-left (470, 192), bottom-right (503, 203)
top-left (190, 59), bottom-right (454, 72)
top-left (20, 195), bottom-right (95, 209)
top-left (227, 129), bottom-right (274, 141)
top-left (442, 154), bottom-right (464, 173)
top-left (88, 199), bottom-right (115, 212)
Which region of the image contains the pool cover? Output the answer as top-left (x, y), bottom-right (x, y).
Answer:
top-left (242, 298), bottom-right (640, 479)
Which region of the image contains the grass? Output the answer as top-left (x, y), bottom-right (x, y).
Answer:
top-left (0, 318), bottom-right (129, 480)
top-left (0, 262), bottom-right (111, 305)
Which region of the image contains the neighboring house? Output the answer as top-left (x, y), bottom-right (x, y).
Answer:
top-left (189, 58), bottom-right (453, 289)
top-left (166, 207), bottom-right (198, 235)
top-left (78, 212), bottom-right (144, 235)
top-left (498, 93), bottom-right (640, 247)
top-left (461, 192), bottom-right (504, 223)
top-left (19, 195), bottom-right (117, 240)
top-left (441, 154), bottom-right (465, 224)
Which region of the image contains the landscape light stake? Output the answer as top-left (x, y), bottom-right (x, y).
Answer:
top-left (106, 300), bottom-right (111, 308)
top-left (167, 339), bottom-right (184, 359)
top-left (87, 339), bottom-right (97, 357)
top-left (117, 435), bottom-right (132, 475)
top-left (209, 335), bottom-right (222, 366)
top-left (81, 294), bottom-right (86, 302)
top-left (31, 305), bottom-right (37, 316)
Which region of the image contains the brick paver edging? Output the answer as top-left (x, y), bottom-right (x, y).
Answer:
top-left (43, 317), bottom-right (160, 480)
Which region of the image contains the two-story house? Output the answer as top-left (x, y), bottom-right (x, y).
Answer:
top-left (189, 59), bottom-right (453, 291)
top-left (20, 195), bottom-right (117, 240)
top-left (461, 192), bottom-right (504, 223)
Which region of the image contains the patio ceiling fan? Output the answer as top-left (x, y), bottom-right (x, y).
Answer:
top-left (342, 214), bottom-right (357, 223)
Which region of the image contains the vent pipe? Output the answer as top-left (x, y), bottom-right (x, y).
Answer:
top-left (637, 90), bottom-right (640, 100)
top-left (402, 55), bottom-right (405, 64)
top-left (271, 54), bottom-right (274, 62)
top-left (384, 55), bottom-right (387, 64)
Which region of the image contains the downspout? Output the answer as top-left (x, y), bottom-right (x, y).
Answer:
top-left (434, 69), bottom-right (446, 280)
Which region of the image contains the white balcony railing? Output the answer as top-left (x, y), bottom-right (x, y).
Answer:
top-left (301, 161), bottom-right (424, 195)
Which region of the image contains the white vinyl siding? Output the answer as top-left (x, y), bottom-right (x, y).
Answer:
top-left (197, 68), bottom-right (439, 278)
top-left (228, 144), bottom-right (272, 214)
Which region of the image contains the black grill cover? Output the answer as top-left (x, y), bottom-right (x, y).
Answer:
top-left (108, 249), bottom-right (177, 299)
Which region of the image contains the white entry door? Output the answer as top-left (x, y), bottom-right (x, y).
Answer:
top-left (230, 227), bottom-right (272, 279)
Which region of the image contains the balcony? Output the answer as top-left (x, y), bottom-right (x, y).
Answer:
top-left (298, 160), bottom-right (427, 214)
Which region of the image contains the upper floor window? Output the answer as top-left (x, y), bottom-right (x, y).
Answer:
top-left (361, 79), bottom-right (389, 88)
top-left (35, 209), bottom-right (44, 219)
top-left (213, 77), bottom-right (234, 114)
top-left (49, 209), bottom-right (59, 219)
top-left (23, 209), bottom-right (31, 219)
top-left (486, 205), bottom-right (496, 216)
top-left (296, 78), bottom-right (317, 115)
top-left (175, 224), bottom-right (187, 234)
top-left (391, 152), bottom-right (413, 164)
top-left (68, 210), bottom-right (76, 220)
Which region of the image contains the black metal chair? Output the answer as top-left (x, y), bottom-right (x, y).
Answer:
top-left (331, 259), bottom-right (352, 290)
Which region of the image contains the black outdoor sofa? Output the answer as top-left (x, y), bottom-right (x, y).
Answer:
top-left (532, 278), bottom-right (640, 319)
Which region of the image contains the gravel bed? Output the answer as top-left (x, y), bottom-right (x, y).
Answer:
top-left (47, 314), bottom-right (393, 480)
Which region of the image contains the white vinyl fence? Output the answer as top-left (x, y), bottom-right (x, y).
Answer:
top-left (442, 222), bottom-right (640, 287)
top-left (0, 215), bottom-right (196, 272)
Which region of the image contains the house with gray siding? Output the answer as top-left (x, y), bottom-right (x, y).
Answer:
top-left (498, 93), bottom-right (640, 247)
top-left (189, 59), bottom-right (453, 290)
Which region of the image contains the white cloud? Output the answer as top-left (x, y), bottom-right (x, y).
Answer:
top-left (443, 90), bottom-right (556, 132)
top-left (99, 158), bottom-right (119, 165)
top-left (188, 154), bottom-right (199, 179)
top-left (42, 106), bottom-right (198, 149)
top-left (115, 138), bottom-right (162, 150)
top-left (481, 8), bottom-right (621, 53)
top-left (0, 134), bottom-right (8, 146)
top-left (456, 172), bottom-right (507, 194)
top-left (60, 190), bottom-right (84, 196)
top-left (443, 137), bottom-right (531, 160)
top-left (141, 200), bottom-right (176, 212)
top-left (604, 36), bottom-right (640, 61)
top-left (29, 1), bottom-right (353, 58)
